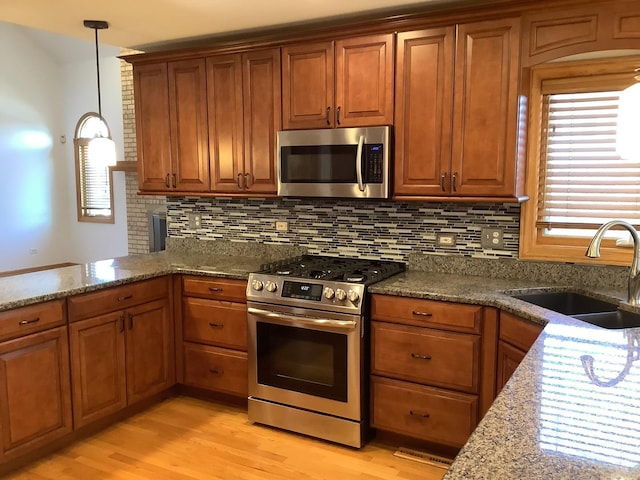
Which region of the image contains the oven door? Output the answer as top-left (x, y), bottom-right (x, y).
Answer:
top-left (247, 303), bottom-right (362, 420)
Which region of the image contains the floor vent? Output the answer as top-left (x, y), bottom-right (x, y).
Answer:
top-left (393, 447), bottom-right (453, 469)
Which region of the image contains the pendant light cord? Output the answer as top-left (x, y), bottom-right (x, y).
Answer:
top-left (93, 27), bottom-right (102, 118)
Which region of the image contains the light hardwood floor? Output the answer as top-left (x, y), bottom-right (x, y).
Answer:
top-left (5, 396), bottom-right (448, 480)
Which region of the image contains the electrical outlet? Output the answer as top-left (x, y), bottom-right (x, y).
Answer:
top-left (481, 228), bottom-right (504, 249)
top-left (188, 213), bottom-right (202, 229)
top-left (436, 233), bottom-right (456, 247)
top-left (275, 221), bottom-right (289, 232)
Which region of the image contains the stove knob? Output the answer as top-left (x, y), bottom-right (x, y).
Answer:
top-left (266, 281), bottom-right (278, 293)
top-left (335, 289), bottom-right (347, 301)
top-left (324, 287), bottom-right (335, 299)
top-left (347, 290), bottom-right (360, 303)
top-left (252, 280), bottom-right (264, 291)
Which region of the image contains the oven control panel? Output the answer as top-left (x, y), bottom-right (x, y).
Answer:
top-left (247, 274), bottom-right (366, 313)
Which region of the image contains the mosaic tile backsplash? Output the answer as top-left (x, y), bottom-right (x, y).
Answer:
top-left (167, 197), bottom-right (521, 262)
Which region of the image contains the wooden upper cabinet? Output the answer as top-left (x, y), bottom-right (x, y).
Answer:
top-left (242, 49), bottom-right (281, 194)
top-left (134, 60), bottom-right (209, 193)
top-left (335, 34), bottom-right (394, 128)
top-left (282, 34), bottom-right (393, 129)
top-left (451, 18), bottom-right (521, 197)
top-left (167, 59), bottom-right (210, 192)
top-left (282, 42), bottom-right (334, 129)
top-left (394, 27), bottom-right (455, 196)
top-left (207, 54), bottom-right (244, 193)
top-left (522, 1), bottom-right (640, 66)
top-left (394, 18), bottom-right (522, 200)
top-left (134, 63), bottom-right (172, 192)
top-left (208, 48), bottom-right (280, 194)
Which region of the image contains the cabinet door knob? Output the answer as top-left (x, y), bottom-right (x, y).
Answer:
top-left (117, 294), bottom-right (133, 302)
top-left (452, 172), bottom-right (458, 192)
top-left (244, 173), bottom-right (251, 189)
top-left (412, 310), bottom-right (432, 317)
top-left (165, 174), bottom-right (170, 188)
top-left (440, 173), bottom-right (447, 192)
top-left (128, 313), bottom-right (134, 330)
top-left (236, 173), bottom-right (243, 190)
top-left (172, 174), bottom-right (177, 188)
top-left (336, 106), bottom-right (341, 125)
top-left (326, 106), bottom-right (331, 125)
top-left (209, 368), bottom-right (224, 375)
top-left (209, 287), bottom-right (222, 292)
top-left (119, 313), bottom-right (125, 333)
top-left (208, 322), bottom-right (224, 329)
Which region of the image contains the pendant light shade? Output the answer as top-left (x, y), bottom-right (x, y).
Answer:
top-left (617, 68), bottom-right (640, 162)
top-left (84, 19), bottom-right (117, 167)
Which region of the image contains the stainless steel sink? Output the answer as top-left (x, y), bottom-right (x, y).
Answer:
top-left (512, 292), bottom-right (618, 316)
top-left (573, 310), bottom-right (640, 330)
top-left (512, 291), bottom-right (640, 330)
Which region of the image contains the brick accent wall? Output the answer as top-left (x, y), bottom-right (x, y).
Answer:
top-left (120, 48), bottom-right (166, 254)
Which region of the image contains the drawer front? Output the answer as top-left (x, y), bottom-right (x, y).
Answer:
top-left (182, 276), bottom-right (246, 303)
top-left (371, 295), bottom-right (482, 333)
top-left (500, 312), bottom-right (544, 352)
top-left (371, 376), bottom-right (478, 448)
top-left (0, 300), bottom-right (65, 342)
top-left (372, 321), bottom-right (479, 392)
top-left (183, 297), bottom-right (247, 350)
top-left (183, 343), bottom-right (248, 397)
top-left (68, 276), bottom-right (170, 321)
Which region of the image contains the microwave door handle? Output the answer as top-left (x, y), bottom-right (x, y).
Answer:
top-left (356, 135), bottom-right (365, 192)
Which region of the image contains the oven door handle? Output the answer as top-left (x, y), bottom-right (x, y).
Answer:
top-left (248, 307), bottom-right (358, 330)
top-left (356, 135), bottom-right (365, 192)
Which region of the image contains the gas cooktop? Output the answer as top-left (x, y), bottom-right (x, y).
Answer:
top-left (256, 255), bottom-right (405, 285)
top-left (247, 255), bottom-right (405, 314)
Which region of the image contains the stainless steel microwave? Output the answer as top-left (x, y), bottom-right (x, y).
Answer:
top-left (277, 126), bottom-right (390, 199)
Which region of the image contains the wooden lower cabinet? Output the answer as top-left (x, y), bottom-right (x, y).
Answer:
top-left (181, 276), bottom-right (248, 398)
top-left (183, 344), bottom-right (248, 396)
top-left (496, 312), bottom-right (544, 393)
top-left (0, 326), bottom-right (72, 461)
top-left (69, 279), bottom-right (175, 429)
top-left (69, 312), bottom-right (127, 428)
top-left (371, 376), bottom-right (477, 448)
top-left (370, 294), bottom-right (497, 448)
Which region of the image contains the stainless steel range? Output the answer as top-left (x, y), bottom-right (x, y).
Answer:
top-left (246, 255), bottom-right (405, 447)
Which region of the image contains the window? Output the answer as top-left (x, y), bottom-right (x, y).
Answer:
top-left (74, 113), bottom-right (114, 223)
top-left (520, 57), bottom-right (640, 266)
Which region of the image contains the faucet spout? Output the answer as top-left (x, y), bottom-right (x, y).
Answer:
top-left (586, 220), bottom-right (640, 306)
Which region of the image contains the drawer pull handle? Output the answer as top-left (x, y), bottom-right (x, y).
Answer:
top-left (118, 294), bottom-right (133, 301)
top-left (410, 410), bottom-right (430, 419)
top-left (209, 287), bottom-right (223, 292)
top-left (411, 353), bottom-right (432, 360)
top-left (208, 322), bottom-right (224, 329)
top-left (209, 368), bottom-right (224, 375)
top-left (19, 317), bottom-right (40, 325)
top-left (412, 311), bottom-right (432, 317)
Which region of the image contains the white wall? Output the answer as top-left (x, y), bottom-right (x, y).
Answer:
top-left (0, 23), bottom-right (128, 272)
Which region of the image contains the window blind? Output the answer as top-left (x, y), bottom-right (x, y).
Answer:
top-left (536, 90), bottom-right (640, 231)
top-left (78, 141), bottom-right (112, 217)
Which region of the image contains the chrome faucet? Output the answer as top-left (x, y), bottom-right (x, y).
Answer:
top-left (586, 220), bottom-right (640, 306)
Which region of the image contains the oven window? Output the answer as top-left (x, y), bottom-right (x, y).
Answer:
top-left (256, 322), bottom-right (348, 402)
top-left (280, 145), bottom-right (357, 183)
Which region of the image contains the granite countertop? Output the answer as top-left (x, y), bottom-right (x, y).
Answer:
top-left (3, 251), bottom-right (640, 478)
top-left (372, 271), bottom-right (640, 479)
top-left (0, 250), bottom-right (266, 312)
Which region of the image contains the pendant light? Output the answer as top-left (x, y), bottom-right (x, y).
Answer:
top-left (84, 19), bottom-right (117, 167)
top-left (617, 67), bottom-right (640, 162)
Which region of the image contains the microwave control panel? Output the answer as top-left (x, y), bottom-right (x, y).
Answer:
top-left (364, 144), bottom-right (384, 183)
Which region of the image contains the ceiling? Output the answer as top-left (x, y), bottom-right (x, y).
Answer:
top-left (0, 0), bottom-right (453, 51)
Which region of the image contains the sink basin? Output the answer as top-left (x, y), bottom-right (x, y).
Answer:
top-left (573, 310), bottom-right (640, 330)
top-left (513, 292), bottom-right (618, 316)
